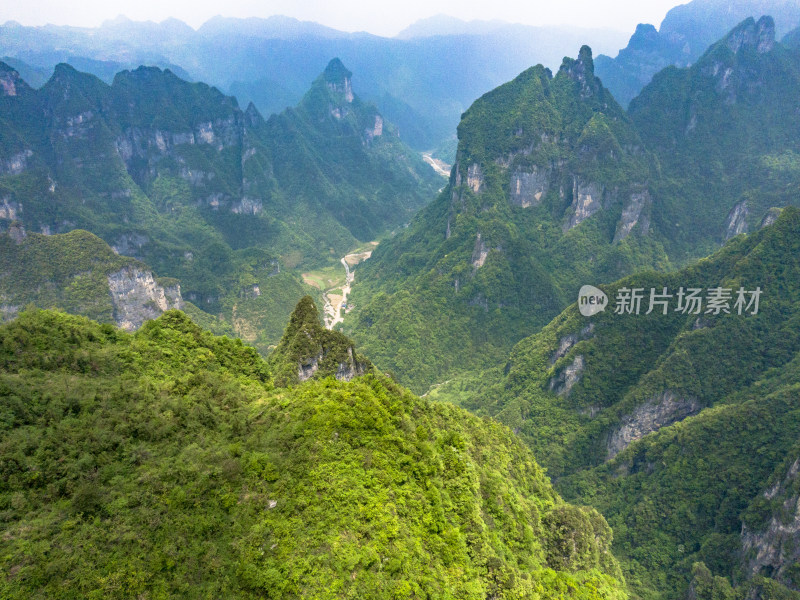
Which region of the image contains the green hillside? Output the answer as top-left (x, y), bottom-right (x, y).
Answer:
top-left (0, 58), bottom-right (438, 349)
top-left (0, 306), bottom-right (627, 599)
top-left (347, 19), bottom-right (800, 394)
top-left (347, 45), bottom-right (670, 393)
top-left (629, 16), bottom-right (800, 255)
top-left (434, 207), bottom-right (800, 598)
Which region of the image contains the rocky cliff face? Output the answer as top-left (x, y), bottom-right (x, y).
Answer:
top-left (726, 200), bottom-right (749, 238)
top-left (549, 355), bottom-right (585, 397)
top-left (607, 391), bottom-right (701, 459)
top-left (566, 179), bottom-right (604, 230)
top-left (107, 265), bottom-right (183, 331)
top-left (613, 190), bottom-right (651, 242)
top-left (741, 455), bottom-right (800, 592)
top-left (297, 345), bottom-right (368, 383)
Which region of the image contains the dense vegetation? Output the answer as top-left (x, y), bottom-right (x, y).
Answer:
top-left (0, 307), bottom-right (628, 598)
top-left (629, 16), bottom-right (800, 258)
top-left (347, 45), bottom-right (670, 393)
top-left (0, 229), bottom-right (133, 325)
top-left (429, 207), bottom-right (800, 598)
top-left (0, 57), bottom-right (437, 348)
top-left (4, 10), bottom-right (800, 600)
top-left (347, 18), bottom-right (800, 394)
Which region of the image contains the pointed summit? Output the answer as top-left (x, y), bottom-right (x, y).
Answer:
top-left (724, 16), bottom-right (775, 54)
top-left (559, 45), bottom-right (600, 97)
top-left (322, 57), bottom-right (354, 103)
top-left (268, 296), bottom-right (371, 387)
top-left (244, 101), bottom-right (263, 127)
top-left (0, 61), bottom-right (32, 98)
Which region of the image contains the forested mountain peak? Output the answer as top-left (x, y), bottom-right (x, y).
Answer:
top-left (0, 60), bottom-right (32, 97)
top-left (268, 295), bottom-right (372, 387)
top-left (0, 307), bottom-right (628, 598)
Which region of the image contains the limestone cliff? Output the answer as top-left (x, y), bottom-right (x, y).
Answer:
top-left (606, 391), bottom-right (701, 459)
top-left (741, 454), bottom-right (800, 592)
top-left (107, 266), bottom-right (183, 331)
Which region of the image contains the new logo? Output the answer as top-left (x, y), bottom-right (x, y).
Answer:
top-left (578, 285), bottom-right (608, 317)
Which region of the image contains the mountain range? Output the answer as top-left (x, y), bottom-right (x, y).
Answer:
top-left (0, 14), bottom-right (628, 152)
top-left (430, 205), bottom-right (800, 599)
top-left (3, 3), bottom-right (800, 599)
top-left (347, 15), bottom-right (800, 395)
top-left (0, 56), bottom-right (439, 350)
top-left (595, 0), bottom-right (800, 107)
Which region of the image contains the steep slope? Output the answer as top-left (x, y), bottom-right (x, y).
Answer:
top-left (0, 228), bottom-right (193, 331)
top-left (268, 295), bottom-right (372, 386)
top-left (0, 16), bottom-right (628, 150)
top-left (347, 46), bottom-right (670, 393)
top-left (262, 58), bottom-right (440, 243)
top-left (595, 0), bottom-right (800, 107)
top-left (0, 59), bottom-right (436, 350)
top-left (629, 16), bottom-right (800, 253)
top-left (442, 207), bottom-right (800, 598)
top-left (348, 18), bottom-right (800, 393)
top-left (0, 308), bottom-right (627, 599)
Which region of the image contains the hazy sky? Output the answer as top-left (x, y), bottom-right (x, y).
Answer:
top-left (1, 1), bottom-right (684, 36)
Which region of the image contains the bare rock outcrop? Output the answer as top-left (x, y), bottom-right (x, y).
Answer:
top-left (107, 266), bottom-right (183, 331)
top-left (614, 190), bottom-right (651, 242)
top-left (549, 355), bottom-right (585, 397)
top-left (509, 167), bottom-right (549, 208)
top-left (726, 201), bottom-right (749, 239)
top-left (566, 178), bottom-right (604, 230)
top-left (741, 457), bottom-right (800, 592)
top-left (607, 391), bottom-right (701, 459)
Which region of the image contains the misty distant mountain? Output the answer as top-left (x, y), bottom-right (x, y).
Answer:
top-left (0, 15), bottom-right (627, 150)
top-left (596, 0), bottom-right (800, 106)
top-left (395, 15), bottom-right (514, 38)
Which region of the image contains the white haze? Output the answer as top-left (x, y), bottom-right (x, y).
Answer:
top-left (1, 0), bottom-right (684, 37)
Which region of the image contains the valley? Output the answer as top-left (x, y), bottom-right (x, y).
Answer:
top-left (303, 242), bottom-right (378, 330)
top-left (2, 2), bottom-right (800, 599)
top-left (421, 151), bottom-right (451, 177)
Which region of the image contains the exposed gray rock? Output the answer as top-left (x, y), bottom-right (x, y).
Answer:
top-left (0, 149), bottom-right (33, 175)
top-left (726, 201), bottom-right (749, 239)
top-left (607, 391), bottom-right (701, 459)
top-left (566, 178), bottom-right (604, 230)
top-left (509, 166), bottom-right (549, 208)
top-left (550, 323), bottom-right (595, 364)
top-left (726, 16), bottom-right (775, 55)
top-left (298, 346), bottom-right (366, 383)
top-left (364, 115), bottom-right (383, 143)
top-left (107, 266), bottom-right (183, 331)
top-left (552, 334), bottom-right (579, 364)
top-left (760, 208), bottom-right (783, 230)
top-left (0, 69), bottom-right (19, 96)
top-left (741, 457), bottom-right (800, 591)
top-left (0, 197), bottom-right (21, 221)
top-left (0, 303), bottom-right (20, 322)
top-left (112, 232), bottom-right (149, 257)
top-left (614, 190), bottom-right (650, 242)
top-left (231, 197), bottom-right (262, 215)
top-left (8, 222), bottom-right (25, 244)
top-left (59, 111), bottom-right (94, 139)
top-left (466, 163), bottom-right (484, 193)
top-left (471, 232), bottom-right (489, 269)
top-left (327, 75), bottom-right (354, 103)
top-left (549, 355), bottom-right (585, 397)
